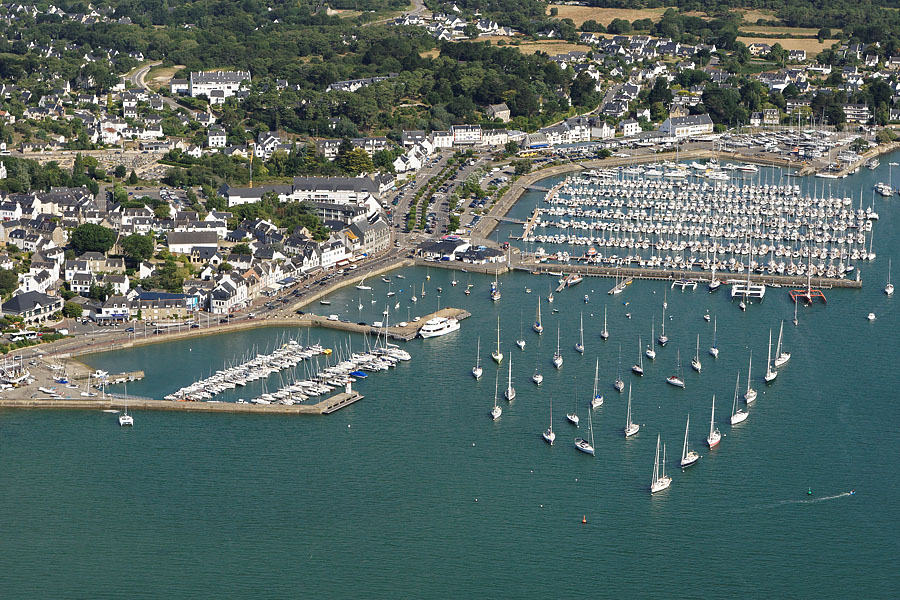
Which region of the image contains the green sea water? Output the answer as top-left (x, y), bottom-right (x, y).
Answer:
top-left (2, 160), bottom-right (898, 598)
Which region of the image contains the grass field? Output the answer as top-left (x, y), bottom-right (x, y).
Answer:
top-left (146, 65), bottom-right (183, 90)
top-left (488, 39), bottom-right (591, 55)
top-left (419, 49), bottom-right (440, 58)
top-left (547, 5), bottom-right (670, 27)
top-left (737, 37), bottom-right (838, 56)
top-left (739, 26), bottom-right (827, 36)
top-left (737, 8), bottom-right (778, 24)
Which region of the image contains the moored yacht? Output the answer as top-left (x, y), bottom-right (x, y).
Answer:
top-left (418, 317), bottom-right (460, 339)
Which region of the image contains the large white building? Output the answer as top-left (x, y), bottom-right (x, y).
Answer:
top-left (658, 114), bottom-right (714, 138)
top-left (189, 70), bottom-right (251, 100)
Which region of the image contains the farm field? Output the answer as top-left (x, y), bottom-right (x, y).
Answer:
top-left (737, 36), bottom-right (839, 56)
top-left (547, 5), bottom-right (672, 27)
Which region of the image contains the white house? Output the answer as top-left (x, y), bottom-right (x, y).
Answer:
top-left (451, 125), bottom-right (482, 145)
top-left (620, 118), bottom-right (640, 137)
top-left (658, 114), bottom-right (714, 138)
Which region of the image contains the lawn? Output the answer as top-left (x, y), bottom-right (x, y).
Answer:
top-left (737, 37), bottom-right (839, 56)
top-left (737, 8), bottom-right (779, 24)
top-left (146, 65), bottom-right (184, 90)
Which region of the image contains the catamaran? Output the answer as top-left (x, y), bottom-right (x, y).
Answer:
top-left (774, 320), bottom-right (790, 368)
top-left (566, 379), bottom-right (580, 426)
top-left (575, 313), bottom-right (585, 353)
top-left (614, 344), bottom-right (625, 391)
top-left (650, 435), bottom-right (672, 494)
top-left (574, 406), bottom-right (595, 455)
top-left (680, 414), bottom-right (699, 468)
top-left (764, 329), bottom-right (777, 383)
top-left (532, 296), bottom-right (543, 333)
top-left (730, 373), bottom-right (748, 425)
top-left (552, 326), bottom-right (563, 370)
top-left (646, 323), bottom-right (656, 360)
top-left (491, 372), bottom-right (502, 421)
top-left (632, 336), bottom-right (644, 375)
top-left (709, 316), bottom-right (719, 358)
top-left (543, 394), bottom-right (555, 445)
top-left (744, 351), bottom-right (758, 403)
top-left (118, 399), bottom-right (133, 427)
top-left (472, 337), bottom-right (483, 380)
top-left (886, 258), bottom-right (894, 296)
top-left (504, 354), bottom-right (516, 401)
top-left (591, 358), bottom-right (603, 408)
top-left (691, 333), bottom-right (702, 372)
top-left (666, 350), bottom-right (685, 388)
top-left (624, 384), bottom-right (639, 437)
top-left (491, 317), bottom-right (503, 364)
top-left (600, 306), bottom-right (609, 340)
top-left (706, 394), bottom-right (721, 448)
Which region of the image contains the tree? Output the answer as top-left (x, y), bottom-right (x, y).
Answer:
top-left (121, 234), bottom-right (155, 261)
top-left (62, 302), bottom-right (83, 318)
top-left (817, 28), bottom-right (832, 42)
top-left (337, 147), bottom-right (374, 176)
top-left (504, 140), bottom-right (519, 156)
top-left (70, 224), bottom-right (117, 254)
top-left (128, 170), bottom-right (138, 185)
top-left (0, 269), bottom-right (17, 295)
top-left (232, 243), bottom-right (252, 256)
top-left (114, 164), bottom-right (127, 179)
top-left (513, 160), bottom-right (531, 175)
top-left (648, 77), bottom-right (673, 108)
top-left (154, 204), bottom-right (171, 219)
top-left (570, 71), bottom-right (600, 109)
top-left (607, 18), bottom-right (632, 35)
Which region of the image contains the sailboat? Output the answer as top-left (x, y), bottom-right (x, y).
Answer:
top-left (744, 351), bottom-right (758, 403)
top-left (650, 435), bottom-right (672, 494)
top-left (566, 379), bottom-right (579, 426)
top-left (774, 320), bottom-right (790, 368)
top-left (600, 306), bottom-right (609, 340)
top-left (666, 350), bottom-right (685, 388)
top-left (574, 406), bottom-right (595, 455)
top-left (118, 397), bottom-right (133, 426)
top-left (491, 317), bottom-right (503, 364)
top-left (646, 323), bottom-right (656, 360)
top-left (709, 316), bottom-right (719, 358)
top-left (355, 276), bottom-right (372, 291)
top-left (632, 336), bottom-right (644, 375)
top-left (532, 366), bottom-right (543, 385)
top-left (657, 303), bottom-right (668, 346)
top-left (680, 414), bottom-right (699, 468)
top-left (614, 344), bottom-right (625, 391)
top-left (624, 384), bottom-right (639, 437)
top-left (472, 337), bottom-right (483, 379)
top-left (764, 329), bottom-right (777, 383)
top-left (543, 395), bottom-right (555, 445)
top-left (504, 354), bottom-right (516, 401)
top-left (591, 358), bottom-right (603, 408)
top-left (491, 372), bottom-right (502, 421)
top-left (552, 326), bottom-right (563, 369)
top-left (691, 334), bottom-right (702, 372)
top-left (547, 284), bottom-right (554, 304)
top-left (706, 394), bottom-right (721, 447)
top-left (730, 373), bottom-right (748, 425)
top-left (792, 299), bottom-right (799, 326)
top-left (575, 313), bottom-right (585, 353)
top-left (886, 258), bottom-right (894, 296)
top-left (516, 311), bottom-right (526, 350)
top-left (532, 296), bottom-right (543, 333)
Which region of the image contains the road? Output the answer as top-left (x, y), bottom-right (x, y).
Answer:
top-left (127, 61), bottom-right (198, 114)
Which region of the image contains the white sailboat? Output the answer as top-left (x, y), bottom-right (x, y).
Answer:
top-left (472, 337), bottom-right (483, 380)
top-left (118, 397), bottom-right (133, 426)
top-left (657, 303), bottom-right (668, 346)
top-left (680, 414), bottom-right (699, 468)
top-left (774, 320), bottom-right (790, 368)
top-left (575, 313), bottom-right (585, 353)
top-left (632, 336), bottom-right (644, 375)
top-left (591, 358), bottom-right (603, 408)
top-left (491, 316), bottom-right (503, 364)
top-left (706, 394), bottom-right (721, 448)
top-left (764, 329), bottom-right (777, 383)
top-left (543, 394), bottom-right (555, 445)
top-left (744, 351), bottom-right (758, 403)
top-left (600, 306), bottom-right (609, 340)
top-left (552, 326), bottom-right (563, 369)
top-left (355, 276), bottom-right (372, 291)
top-left (709, 316), bottom-right (719, 358)
top-left (624, 384), bottom-right (639, 437)
top-left (886, 258), bottom-right (894, 296)
top-left (491, 372), bottom-right (502, 421)
top-left (650, 435), bottom-right (672, 494)
top-left (666, 350), bottom-right (685, 388)
top-left (504, 354), bottom-right (516, 401)
top-left (614, 344), bottom-right (625, 391)
top-left (691, 333), bottom-right (702, 372)
top-left (566, 379), bottom-right (579, 426)
top-left (516, 311), bottom-right (526, 350)
top-left (532, 296), bottom-right (543, 333)
top-left (792, 298), bottom-right (799, 327)
top-left (730, 373), bottom-right (748, 425)
top-left (646, 323), bottom-right (656, 360)
top-left (574, 406), bottom-right (595, 455)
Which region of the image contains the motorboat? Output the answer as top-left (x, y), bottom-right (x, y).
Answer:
top-left (417, 317), bottom-right (460, 339)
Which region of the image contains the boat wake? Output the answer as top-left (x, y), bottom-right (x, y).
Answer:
top-left (102, 409), bottom-right (120, 413)
top-left (760, 492), bottom-right (854, 508)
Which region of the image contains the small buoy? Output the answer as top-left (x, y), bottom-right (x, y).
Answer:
top-left (582, 515), bottom-right (587, 524)
top-left (472, 442), bottom-right (475, 446)
top-left (540, 504), bottom-right (543, 508)
top-left (575, 478), bottom-right (578, 482)
top-left (348, 424), bottom-right (351, 428)
top-left (475, 498), bottom-right (478, 502)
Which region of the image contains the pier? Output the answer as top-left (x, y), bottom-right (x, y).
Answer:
top-left (0, 390), bottom-right (364, 415)
top-left (300, 307), bottom-right (471, 341)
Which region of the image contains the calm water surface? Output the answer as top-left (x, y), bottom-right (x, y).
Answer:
top-left (2, 160), bottom-right (898, 597)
